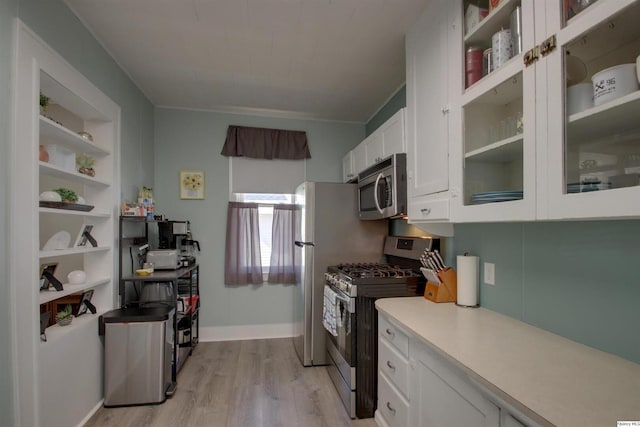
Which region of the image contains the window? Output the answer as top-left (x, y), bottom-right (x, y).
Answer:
top-left (233, 193), bottom-right (294, 274)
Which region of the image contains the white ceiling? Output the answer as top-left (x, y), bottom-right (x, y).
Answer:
top-left (65, 0), bottom-right (429, 123)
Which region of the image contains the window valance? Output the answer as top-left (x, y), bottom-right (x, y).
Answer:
top-left (221, 125), bottom-right (311, 160)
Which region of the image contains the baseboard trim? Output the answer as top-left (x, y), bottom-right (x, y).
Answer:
top-left (78, 399), bottom-right (103, 427)
top-left (199, 323), bottom-right (295, 342)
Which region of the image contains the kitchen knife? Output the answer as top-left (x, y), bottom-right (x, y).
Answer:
top-left (426, 251), bottom-right (440, 271)
top-left (426, 256), bottom-right (439, 272)
top-left (420, 255), bottom-right (429, 269)
top-left (420, 267), bottom-right (441, 284)
top-left (433, 249), bottom-right (447, 270)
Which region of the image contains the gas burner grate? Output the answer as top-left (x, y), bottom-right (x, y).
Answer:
top-left (334, 263), bottom-right (419, 279)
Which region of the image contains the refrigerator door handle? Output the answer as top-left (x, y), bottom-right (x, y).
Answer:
top-left (294, 240), bottom-right (315, 247)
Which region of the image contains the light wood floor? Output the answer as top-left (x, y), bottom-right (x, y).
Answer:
top-left (85, 338), bottom-right (378, 427)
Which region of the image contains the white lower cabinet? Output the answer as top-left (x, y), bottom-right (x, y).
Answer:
top-left (376, 313), bottom-right (536, 427)
top-left (376, 316), bottom-right (410, 427)
top-left (408, 337), bottom-right (500, 427)
top-left (378, 373), bottom-right (410, 427)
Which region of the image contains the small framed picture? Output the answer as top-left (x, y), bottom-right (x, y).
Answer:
top-left (180, 170), bottom-right (205, 200)
top-left (74, 224), bottom-right (96, 247)
top-left (39, 262), bottom-right (59, 291)
top-left (76, 289), bottom-right (95, 316)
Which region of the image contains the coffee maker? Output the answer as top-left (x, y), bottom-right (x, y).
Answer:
top-left (157, 220), bottom-right (200, 267)
top-left (157, 221), bottom-right (189, 249)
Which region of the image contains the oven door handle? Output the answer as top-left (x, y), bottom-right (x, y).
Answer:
top-left (373, 172), bottom-right (385, 214)
top-left (328, 285), bottom-right (356, 313)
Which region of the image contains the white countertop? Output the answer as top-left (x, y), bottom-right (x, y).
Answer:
top-left (376, 297), bottom-right (640, 427)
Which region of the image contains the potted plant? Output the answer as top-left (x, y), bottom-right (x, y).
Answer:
top-left (76, 154), bottom-right (96, 177)
top-left (39, 91), bottom-right (50, 115)
top-left (54, 188), bottom-right (78, 203)
top-left (55, 304), bottom-right (73, 326)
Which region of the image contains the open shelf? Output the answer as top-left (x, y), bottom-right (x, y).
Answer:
top-left (462, 58), bottom-right (522, 106)
top-left (465, 134), bottom-right (523, 162)
top-left (39, 207), bottom-right (110, 218)
top-left (567, 90), bottom-right (640, 143)
top-left (39, 116), bottom-right (110, 156)
top-left (39, 277), bottom-right (110, 304)
top-left (39, 310), bottom-right (105, 346)
top-left (39, 161), bottom-right (111, 187)
top-left (39, 246), bottom-right (110, 259)
top-left (464, 0), bottom-right (520, 45)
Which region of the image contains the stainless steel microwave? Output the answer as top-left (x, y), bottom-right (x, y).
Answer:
top-left (357, 153), bottom-right (407, 220)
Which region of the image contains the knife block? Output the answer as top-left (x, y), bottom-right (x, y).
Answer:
top-left (424, 268), bottom-right (457, 303)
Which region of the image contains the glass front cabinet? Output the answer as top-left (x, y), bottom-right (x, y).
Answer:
top-left (453, 0), bottom-right (640, 221)
top-left (544, 0), bottom-right (640, 219)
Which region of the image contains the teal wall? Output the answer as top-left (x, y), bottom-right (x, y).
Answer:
top-left (17, 0), bottom-right (155, 201)
top-left (154, 107), bottom-right (366, 329)
top-left (366, 85), bottom-right (406, 136)
top-left (368, 85), bottom-right (640, 364)
top-left (0, 0), bottom-right (18, 423)
top-left (453, 221), bottom-right (640, 363)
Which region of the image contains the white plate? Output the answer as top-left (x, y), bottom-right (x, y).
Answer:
top-left (42, 231), bottom-right (71, 250)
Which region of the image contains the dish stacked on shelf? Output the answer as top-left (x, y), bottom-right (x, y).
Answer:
top-left (471, 190), bottom-right (523, 204)
top-left (567, 182), bottom-right (611, 193)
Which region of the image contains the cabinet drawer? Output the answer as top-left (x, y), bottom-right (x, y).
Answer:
top-left (379, 337), bottom-right (410, 398)
top-left (378, 373), bottom-right (409, 427)
top-left (408, 197), bottom-right (449, 221)
top-left (379, 315), bottom-right (409, 357)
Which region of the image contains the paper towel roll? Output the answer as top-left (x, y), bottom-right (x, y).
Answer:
top-left (456, 255), bottom-right (479, 307)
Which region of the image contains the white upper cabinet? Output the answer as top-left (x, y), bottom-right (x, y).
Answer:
top-left (375, 108), bottom-right (406, 163)
top-left (353, 138), bottom-right (369, 176)
top-left (450, 0), bottom-right (538, 222)
top-left (366, 131), bottom-right (385, 165)
top-left (404, 0), bottom-right (459, 231)
top-left (348, 108), bottom-right (406, 179)
top-left (450, 0), bottom-right (640, 222)
top-left (342, 150), bottom-right (356, 182)
top-left (406, 0), bottom-right (453, 200)
top-left (541, 0), bottom-right (640, 219)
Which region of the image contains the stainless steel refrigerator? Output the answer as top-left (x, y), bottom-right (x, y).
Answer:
top-left (293, 182), bottom-right (387, 366)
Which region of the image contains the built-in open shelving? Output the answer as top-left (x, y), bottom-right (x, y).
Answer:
top-left (39, 277), bottom-right (110, 304)
top-left (39, 115), bottom-right (110, 156)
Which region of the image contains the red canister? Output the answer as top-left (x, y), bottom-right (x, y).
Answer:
top-left (466, 47), bottom-right (483, 88)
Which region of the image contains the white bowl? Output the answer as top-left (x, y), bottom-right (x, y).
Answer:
top-left (39, 191), bottom-right (62, 202)
top-left (567, 83), bottom-right (593, 115)
top-left (67, 270), bottom-right (87, 284)
top-left (592, 63), bottom-right (639, 106)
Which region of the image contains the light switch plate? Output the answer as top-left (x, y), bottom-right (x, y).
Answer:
top-left (484, 262), bottom-right (495, 285)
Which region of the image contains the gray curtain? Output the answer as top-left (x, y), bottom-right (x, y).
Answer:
top-left (224, 202), bottom-right (263, 285)
top-left (268, 204), bottom-right (297, 284)
top-left (221, 125), bottom-right (311, 160)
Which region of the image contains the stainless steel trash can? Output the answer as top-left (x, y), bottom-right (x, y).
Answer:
top-left (101, 307), bottom-right (175, 407)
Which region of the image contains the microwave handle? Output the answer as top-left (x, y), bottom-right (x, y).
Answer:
top-left (373, 173), bottom-right (385, 214)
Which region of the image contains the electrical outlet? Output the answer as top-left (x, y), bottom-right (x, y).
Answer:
top-left (484, 262), bottom-right (495, 285)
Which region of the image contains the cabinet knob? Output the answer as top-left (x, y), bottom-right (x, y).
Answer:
top-left (385, 328), bottom-right (395, 338)
top-left (441, 106), bottom-right (449, 114)
top-left (386, 402), bottom-right (396, 414)
top-left (420, 208), bottom-right (431, 215)
top-left (386, 360), bottom-right (396, 371)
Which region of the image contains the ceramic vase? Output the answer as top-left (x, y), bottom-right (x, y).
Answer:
top-left (39, 145), bottom-right (49, 162)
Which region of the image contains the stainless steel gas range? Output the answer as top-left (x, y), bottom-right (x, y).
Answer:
top-left (323, 236), bottom-right (438, 419)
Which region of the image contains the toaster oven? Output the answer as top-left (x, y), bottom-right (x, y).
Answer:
top-left (146, 250), bottom-right (180, 270)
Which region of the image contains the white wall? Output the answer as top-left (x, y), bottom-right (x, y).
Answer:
top-left (154, 107), bottom-right (365, 338)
